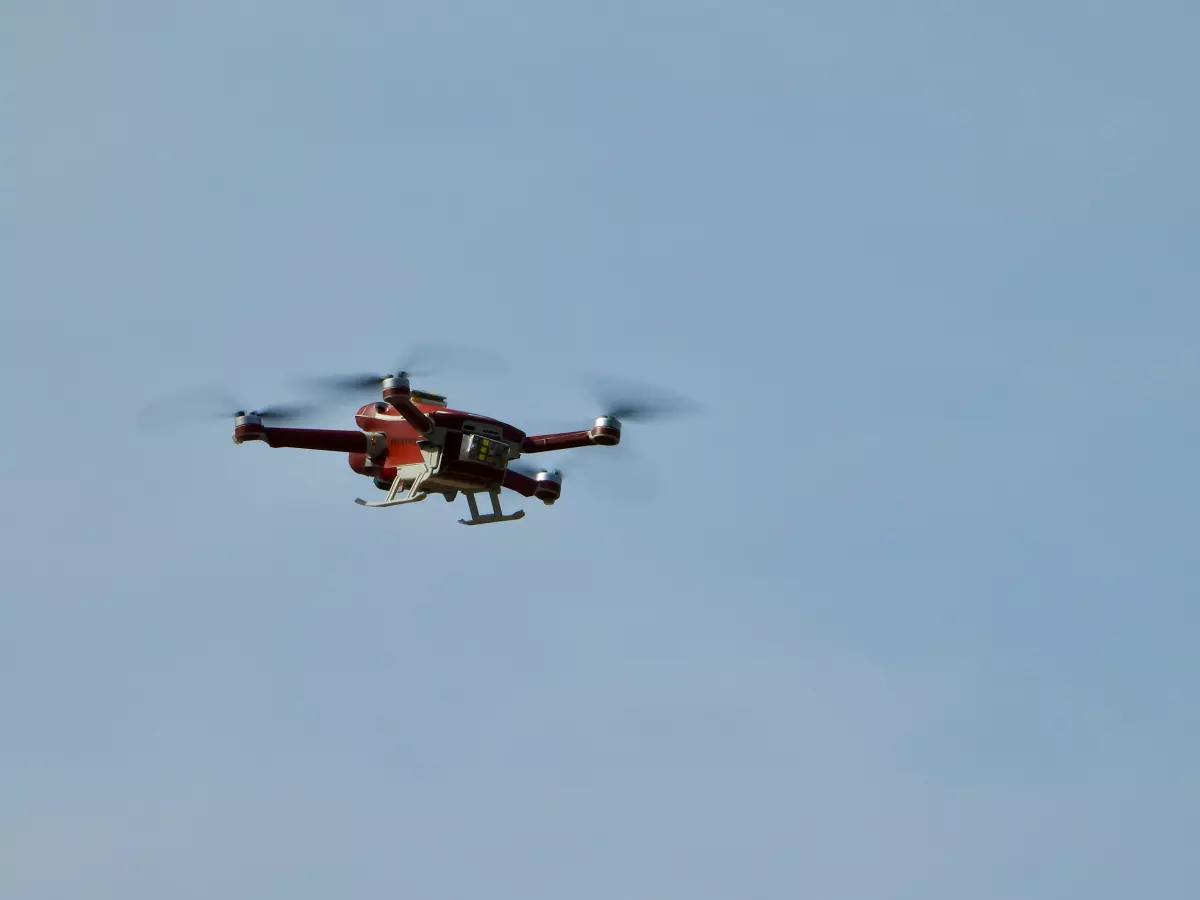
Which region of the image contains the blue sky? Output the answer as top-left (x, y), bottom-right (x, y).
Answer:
top-left (3, 2), bottom-right (1198, 898)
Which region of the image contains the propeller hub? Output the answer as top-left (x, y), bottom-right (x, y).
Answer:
top-left (533, 469), bottom-right (563, 505)
top-left (590, 416), bottom-right (622, 446)
top-left (382, 373), bottom-right (411, 394)
top-left (232, 412), bottom-right (267, 445)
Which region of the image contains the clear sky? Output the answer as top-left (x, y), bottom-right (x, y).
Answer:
top-left (3, 2), bottom-right (1198, 898)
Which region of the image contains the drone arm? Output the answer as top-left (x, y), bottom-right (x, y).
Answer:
top-left (261, 428), bottom-right (371, 454)
top-left (520, 430), bottom-right (594, 453)
top-left (502, 466), bottom-right (561, 505)
top-left (380, 382), bottom-right (434, 434)
top-left (501, 468), bottom-right (538, 497)
top-left (522, 417), bottom-right (620, 453)
top-left (387, 396), bottom-right (434, 435)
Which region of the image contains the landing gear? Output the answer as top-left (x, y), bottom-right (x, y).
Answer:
top-left (356, 442), bottom-right (526, 524)
top-left (355, 468), bottom-right (430, 508)
top-left (458, 490), bottom-right (525, 526)
top-left (357, 473), bottom-right (524, 525)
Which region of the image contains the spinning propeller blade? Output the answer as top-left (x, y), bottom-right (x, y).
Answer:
top-left (510, 443), bottom-right (657, 505)
top-left (524, 375), bottom-right (701, 436)
top-left (589, 375), bottom-right (701, 423)
top-left (511, 375), bottom-right (699, 505)
top-left (304, 342), bottom-right (509, 396)
top-left (135, 387), bottom-right (317, 429)
top-left (237, 404), bottom-right (314, 422)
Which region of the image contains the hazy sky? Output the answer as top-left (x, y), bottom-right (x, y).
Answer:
top-left (3, 2), bottom-right (1198, 898)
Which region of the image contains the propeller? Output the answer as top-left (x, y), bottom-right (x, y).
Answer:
top-left (303, 342), bottom-right (510, 397)
top-left (509, 442), bottom-right (657, 505)
top-left (523, 375), bottom-right (700, 436)
top-left (591, 378), bottom-right (700, 424)
top-left (135, 387), bottom-right (317, 429)
top-left (230, 404), bottom-right (313, 422)
top-left (510, 376), bottom-right (699, 505)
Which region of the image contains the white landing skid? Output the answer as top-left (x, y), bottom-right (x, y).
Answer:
top-left (355, 469), bottom-right (430, 509)
top-left (356, 471), bottom-right (525, 525)
top-left (459, 491), bottom-right (525, 526)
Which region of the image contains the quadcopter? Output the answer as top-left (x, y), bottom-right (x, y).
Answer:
top-left (220, 359), bottom-right (687, 526)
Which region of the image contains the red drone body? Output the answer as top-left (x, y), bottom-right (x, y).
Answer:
top-left (232, 373), bottom-right (622, 525)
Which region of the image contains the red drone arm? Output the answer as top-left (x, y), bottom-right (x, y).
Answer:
top-left (501, 468), bottom-right (538, 496)
top-left (233, 417), bottom-right (381, 455)
top-left (520, 430), bottom-right (594, 453)
top-left (502, 466), bottom-right (562, 504)
top-left (381, 384), bottom-right (434, 434)
top-left (521, 416), bottom-right (621, 453)
top-left (261, 428), bottom-right (370, 454)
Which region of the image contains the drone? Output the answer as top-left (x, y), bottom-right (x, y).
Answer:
top-left (219, 357), bottom-right (688, 526)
